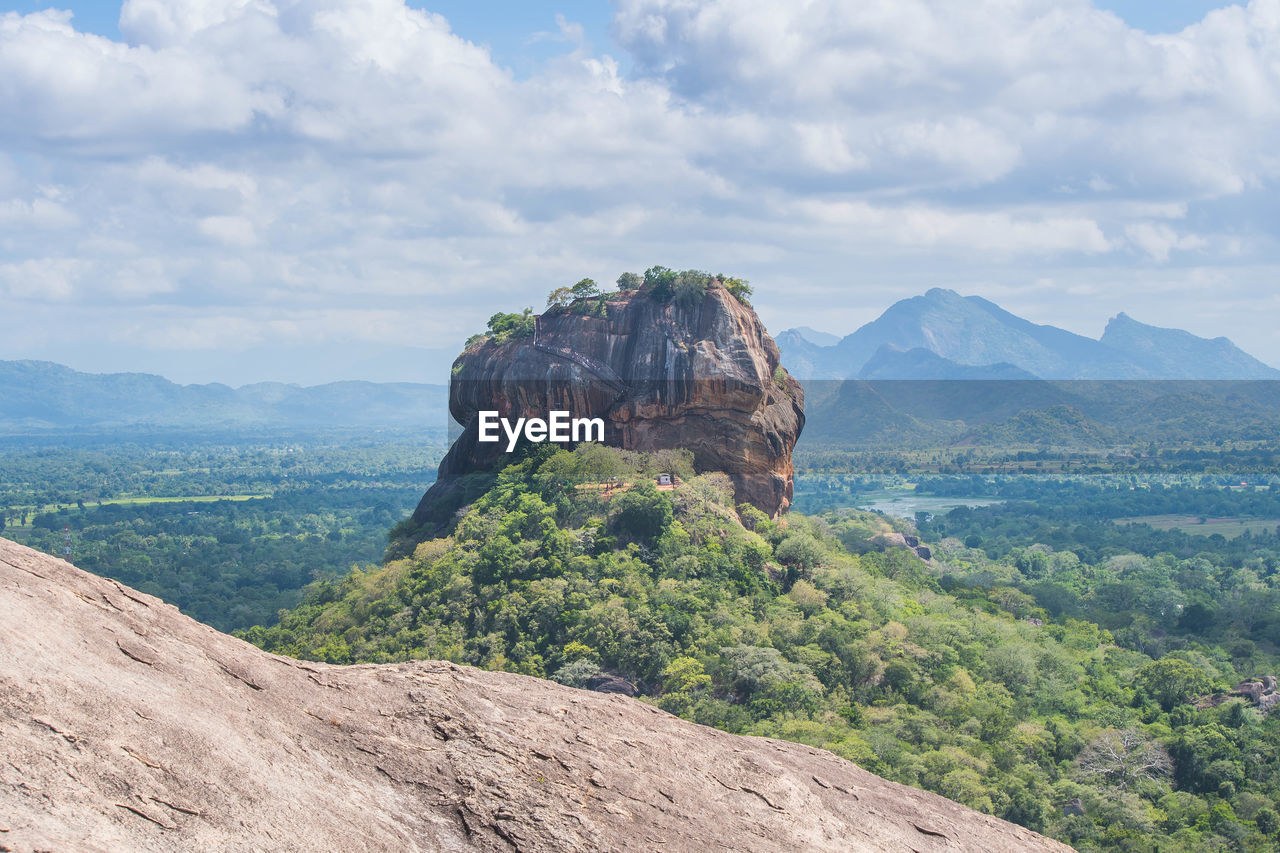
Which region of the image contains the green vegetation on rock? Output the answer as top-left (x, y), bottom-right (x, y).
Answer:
top-left (469, 266), bottom-right (755, 347)
top-left (243, 444), bottom-right (1280, 852)
top-left (477, 308), bottom-right (536, 345)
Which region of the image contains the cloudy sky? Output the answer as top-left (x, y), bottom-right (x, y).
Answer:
top-left (2, 0), bottom-right (1278, 385)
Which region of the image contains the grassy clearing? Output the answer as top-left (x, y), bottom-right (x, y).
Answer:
top-left (1116, 514), bottom-right (1280, 538)
top-left (86, 494), bottom-right (269, 506)
top-left (4, 494), bottom-right (270, 531)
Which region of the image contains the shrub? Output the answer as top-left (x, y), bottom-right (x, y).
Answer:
top-left (1134, 657), bottom-right (1212, 712)
top-left (663, 656), bottom-right (712, 694)
top-left (551, 658), bottom-right (601, 688)
top-left (608, 480), bottom-right (674, 542)
top-left (547, 279), bottom-right (603, 315)
top-left (672, 271), bottom-right (712, 308)
top-left (720, 275), bottom-right (752, 305)
top-left (485, 308), bottom-right (535, 343)
top-left (546, 286), bottom-right (573, 312)
top-left (775, 533), bottom-right (824, 574)
top-left (643, 265), bottom-right (678, 296)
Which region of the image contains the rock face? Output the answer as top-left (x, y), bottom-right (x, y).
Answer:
top-left (412, 282), bottom-right (804, 529)
top-left (1198, 677), bottom-right (1280, 714)
top-left (0, 538), bottom-right (1073, 852)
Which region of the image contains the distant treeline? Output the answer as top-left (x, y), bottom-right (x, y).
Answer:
top-left (800, 379), bottom-right (1280, 448)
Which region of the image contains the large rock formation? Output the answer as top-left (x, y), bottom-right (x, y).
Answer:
top-left (412, 282), bottom-right (804, 530)
top-left (0, 538), bottom-right (1074, 852)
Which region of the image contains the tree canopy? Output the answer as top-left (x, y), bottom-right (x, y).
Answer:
top-left (243, 444), bottom-right (1280, 853)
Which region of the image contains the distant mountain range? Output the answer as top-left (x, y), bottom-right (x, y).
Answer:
top-left (8, 290), bottom-right (1280, 453)
top-left (777, 289), bottom-right (1280, 380)
top-left (799, 379), bottom-right (1280, 449)
top-left (0, 360), bottom-right (448, 434)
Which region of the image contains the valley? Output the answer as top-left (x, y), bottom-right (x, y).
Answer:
top-left (3, 280), bottom-right (1280, 852)
top-left (4, 407), bottom-right (1278, 851)
top-left (8, 2), bottom-right (1280, 848)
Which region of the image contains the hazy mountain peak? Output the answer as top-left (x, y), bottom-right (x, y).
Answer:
top-left (818, 288), bottom-right (1128, 379)
top-left (1100, 313), bottom-right (1279, 379)
top-left (922, 287), bottom-right (962, 301)
top-left (858, 344), bottom-right (1039, 380)
top-left (791, 326), bottom-right (841, 347)
top-left (778, 291), bottom-right (1278, 380)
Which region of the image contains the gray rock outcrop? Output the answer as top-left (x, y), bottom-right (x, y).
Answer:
top-left (0, 538), bottom-right (1072, 852)
top-left (413, 281), bottom-right (804, 530)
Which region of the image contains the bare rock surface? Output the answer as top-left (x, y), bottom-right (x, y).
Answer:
top-left (414, 282), bottom-right (804, 529)
top-left (0, 538), bottom-right (1072, 852)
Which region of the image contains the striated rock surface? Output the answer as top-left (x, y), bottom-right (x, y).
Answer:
top-left (412, 282), bottom-right (804, 529)
top-left (0, 537), bottom-right (1073, 852)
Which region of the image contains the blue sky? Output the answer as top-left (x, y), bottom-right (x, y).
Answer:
top-left (0, 1), bottom-right (1230, 51)
top-left (1, 0), bottom-right (1277, 384)
top-left (0, 1), bottom-right (621, 71)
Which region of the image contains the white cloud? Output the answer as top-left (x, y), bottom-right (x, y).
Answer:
top-left (0, 257), bottom-right (87, 300)
top-left (0, 196), bottom-right (79, 229)
top-left (198, 215), bottom-right (258, 247)
top-left (0, 0), bottom-right (1278, 379)
top-left (115, 313), bottom-right (302, 350)
top-left (118, 0), bottom-right (277, 47)
top-left (1124, 222), bottom-right (1209, 261)
top-left (792, 200), bottom-right (1112, 255)
top-left (615, 0), bottom-right (1280, 197)
top-left (0, 9), bottom-right (276, 143)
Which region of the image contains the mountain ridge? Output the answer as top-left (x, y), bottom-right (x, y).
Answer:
top-left (1100, 312), bottom-right (1279, 379)
top-left (857, 344), bottom-right (1038, 380)
top-left (779, 289), bottom-right (1279, 380)
top-left (0, 359), bottom-right (448, 432)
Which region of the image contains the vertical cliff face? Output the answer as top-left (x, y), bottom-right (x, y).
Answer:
top-left (413, 281), bottom-right (804, 527)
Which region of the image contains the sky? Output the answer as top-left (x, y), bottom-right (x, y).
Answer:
top-left (1, 0), bottom-right (1278, 385)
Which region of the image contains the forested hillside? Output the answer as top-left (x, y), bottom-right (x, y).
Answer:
top-left (0, 436), bottom-right (441, 630)
top-left (244, 444), bottom-right (1280, 852)
top-left (798, 379), bottom-right (1280, 450)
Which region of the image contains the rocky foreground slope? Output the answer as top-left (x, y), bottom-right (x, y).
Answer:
top-left (0, 538), bottom-right (1071, 852)
top-left (414, 281), bottom-right (804, 529)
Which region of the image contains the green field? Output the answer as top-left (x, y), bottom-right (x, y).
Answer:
top-left (1116, 514), bottom-right (1280, 538)
top-left (79, 494), bottom-right (269, 506)
top-left (4, 494), bottom-right (270, 530)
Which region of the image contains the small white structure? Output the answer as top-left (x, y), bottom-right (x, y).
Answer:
top-left (657, 473), bottom-right (673, 486)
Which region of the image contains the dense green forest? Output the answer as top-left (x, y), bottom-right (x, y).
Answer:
top-left (794, 442), bottom-right (1280, 499)
top-left (242, 444), bottom-right (1280, 852)
top-left (0, 434), bottom-right (441, 630)
top-left (799, 380), bottom-right (1280, 449)
top-left (5, 427), bottom-right (1280, 850)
